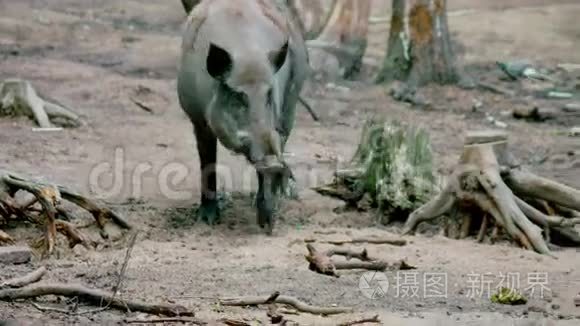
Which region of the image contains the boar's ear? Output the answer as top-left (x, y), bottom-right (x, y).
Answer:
top-left (268, 41), bottom-right (289, 73)
top-left (207, 43), bottom-right (233, 81)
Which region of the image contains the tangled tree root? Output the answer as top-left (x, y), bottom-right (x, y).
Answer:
top-left (0, 79), bottom-right (83, 128)
top-left (0, 170), bottom-right (131, 256)
top-left (403, 130), bottom-right (580, 255)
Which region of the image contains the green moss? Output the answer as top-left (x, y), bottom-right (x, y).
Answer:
top-left (491, 287), bottom-right (527, 305)
top-left (314, 118), bottom-right (436, 224)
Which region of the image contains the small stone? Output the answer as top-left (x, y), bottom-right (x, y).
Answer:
top-left (527, 305), bottom-right (546, 313)
top-left (552, 303), bottom-right (561, 310)
top-left (547, 91), bottom-right (573, 99)
top-left (0, 246), bottom-right (32, 265)
top-left (563, 103), bottom-right (580, 112)
top-left (472, 99), bottom-right (483, 112)
top-left (569, 127), bottom-right (580, 137)
top-left (494, 120), bottom-right (508, 128)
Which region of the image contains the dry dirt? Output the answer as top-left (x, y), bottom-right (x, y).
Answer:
top-left (1, 0), bottom-right (580, 325)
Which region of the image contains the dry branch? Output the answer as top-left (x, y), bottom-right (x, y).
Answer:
top-left (124, 317), bottom-right (206, 325)
top-left (334, 261), bottom-right (388, 271)
top-left (220, 293), bottom-right (353, 315)
top-left (0, 283), bottom-right (194, 317)
top-left (321, 237), bottom-right (407, 246)
top-left (338, 314), bottom-right (381, 326)
top-left (218, 319), bottom-right (252, 326)
top-left (325, 248), bottom-right (373, 261)
top-left (305, 244), bottom-right (412, 277)
top-left (0, 170), bottom-right (131, 256)
top-left (0, 267), bottom-right (47, 289)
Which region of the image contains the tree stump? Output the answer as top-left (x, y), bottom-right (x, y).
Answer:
top-left (403, 130), bottom-right (580, 255)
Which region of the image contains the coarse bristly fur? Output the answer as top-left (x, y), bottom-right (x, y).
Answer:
top-left (176, 0), bottom-right (309, 229)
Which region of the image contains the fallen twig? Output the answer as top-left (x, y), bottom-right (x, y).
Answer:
top-left (0, 283), bottom-right (194, 317)
top-left (31, 302), bottom-right (73, 314)
top-left (0, 267), bottom-right (47, 289)
top-left (124, 317), bottom-right (206, 325)
top-left (220, 293), bottom-right (353, 315)
top-left (321, 237), bottom-right (407, 246)
top-left (77, 231), bottom-right (138, 315)
top-left (338, 314), bottom-right (381, 326)
top-left (334, 261), bottom-right (388, 271)
top-left (477, 82), bottom-right (514, 96)
top-left (131, 97), bottom-right (155, 114)
top-left (298, 96), bottom-right (320, 122)
top-left (218, 318), bottom-right (251, 326)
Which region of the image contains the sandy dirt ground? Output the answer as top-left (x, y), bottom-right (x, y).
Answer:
top-left (1, 0), bottom-right (580, 325)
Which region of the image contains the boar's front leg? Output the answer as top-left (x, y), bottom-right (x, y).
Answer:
top-left (257, 172), bottom-right (275, 234)
top-left (194, 121), bottom-right (220, 225)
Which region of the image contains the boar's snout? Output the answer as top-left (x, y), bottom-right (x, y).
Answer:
top-left (237, 128), bottom-right (283, 167)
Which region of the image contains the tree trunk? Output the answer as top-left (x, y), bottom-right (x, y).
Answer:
top-left (286, 0), bottom-right (336, 40)
top-left (307, 0), bottom-right (372, 80)
top-left (377, 0), bottom-right (458, 86)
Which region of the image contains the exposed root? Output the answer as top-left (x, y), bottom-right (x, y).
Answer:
top-left (220, 292), bottom-right (353, 315)
top-left (0, 170), bottom-right (131, 256)
top-left (0, 283), bottom-right (194, 317)
top-left (0, 79), bottom-right (82, 128)
top-left (403, 130), bottom-right (580, 254)
top-left (0, 230), bottom-right (15, 244)
top-left (0, 267), bottom-right (47, 289)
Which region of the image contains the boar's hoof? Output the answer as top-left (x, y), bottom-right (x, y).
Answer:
top-left (196, 200), bottom-right (221, 225)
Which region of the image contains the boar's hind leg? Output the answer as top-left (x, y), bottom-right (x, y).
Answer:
top-left (194, 122), bottom-right (220, 225)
